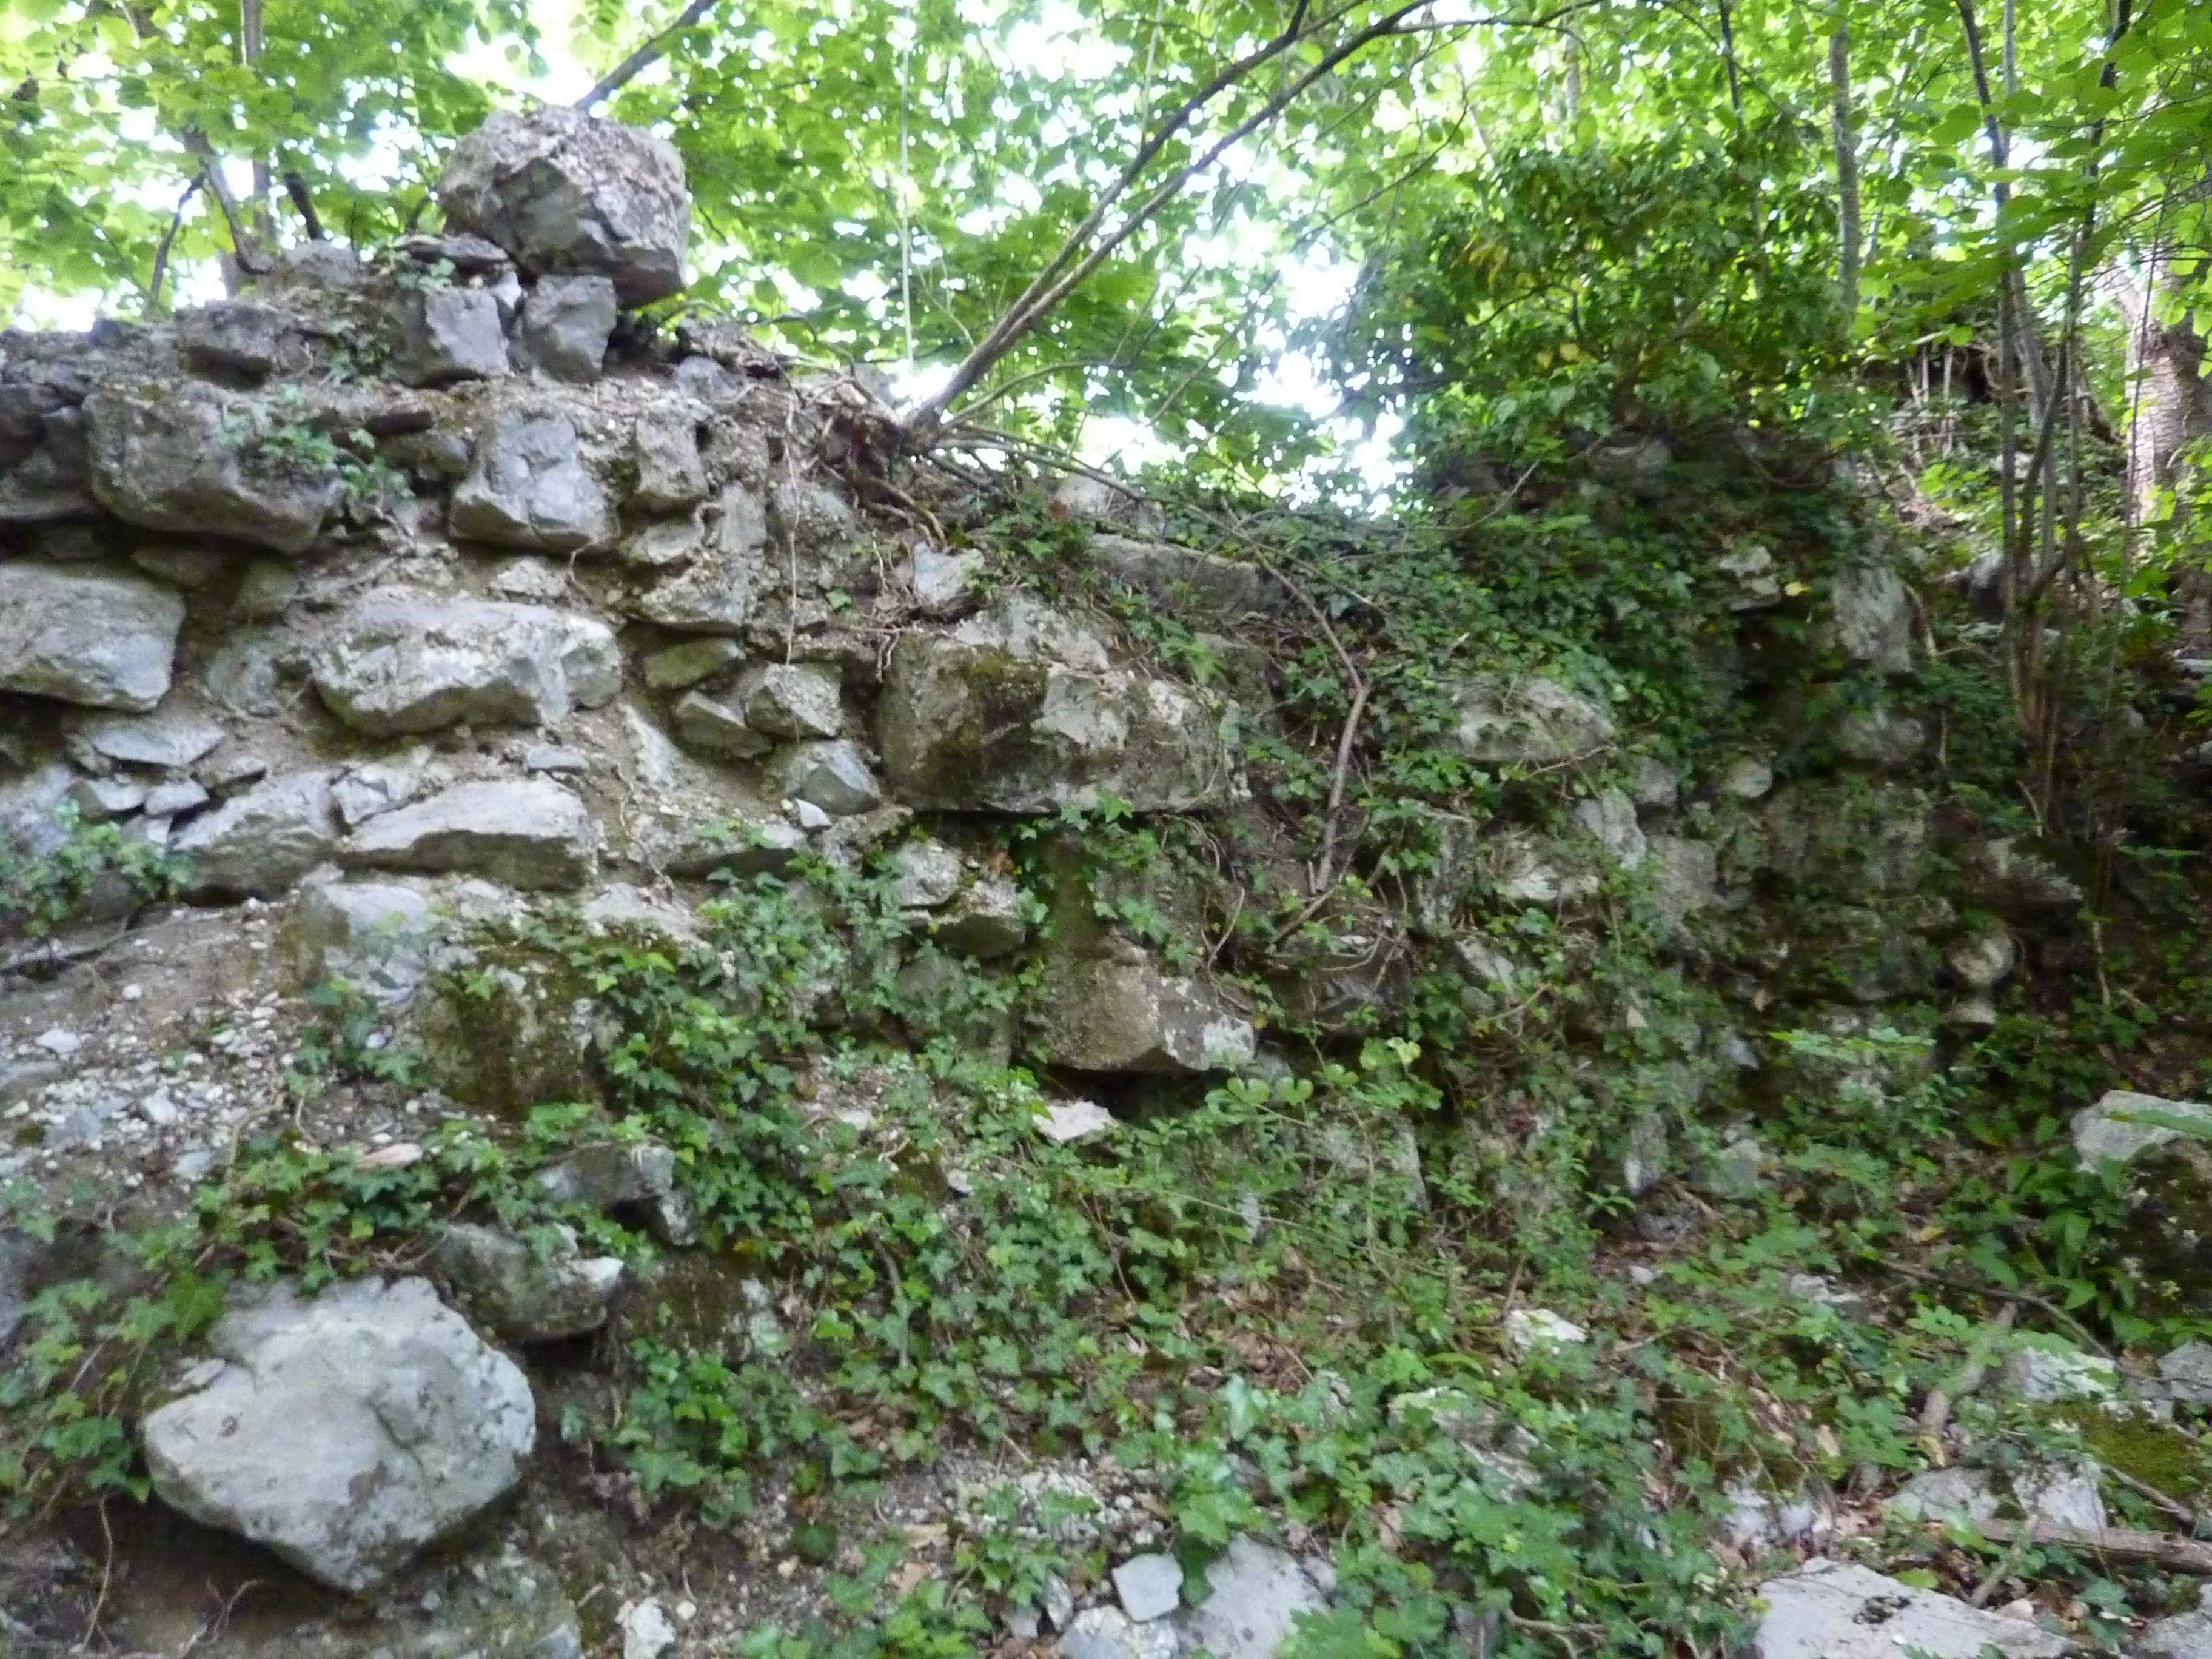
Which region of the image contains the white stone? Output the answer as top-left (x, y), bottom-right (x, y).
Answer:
top-left (1113, 1554), bottom-right (1184, 1622)
top-left (313, 591), bottom-right (622, 736)
top-left (1753, 1559), bottom-right (2065, 1659)
top-left (2160, 1340), bottom-right (2212, 1406)
top-left (776, 739), bottom-right (882, 817)
top-left (617, 1598), bottom-right (678, 1659)
top-left (891, 839), bottom-right (965, 908)
top-left (1504, 1307), bottom-right (1588, 1353)
top-left (1446, 674), bottom-right (1615, 766)
top-left (66, 776), bottom-right (146, 820)
top-left (1720, 756), bottom-right (1774, 799)
top-left (2137, 1590), bottom-right (2212, 1659)
top-left (170, 769), bottom-right (339, 897)
top-left (342, 778), bottom-right (594, 890)
top-left (1949, 929), bottom-right (2017, 990)
top-left (1033, 956), bottom-right (1256, 1074)
top-left (1572, 787), bottom-right (1646, 868)
top-left (910, 546), bottom-right (985, 615)
top-left (333, 755), bottom-right (427, 828)
top-left (0, 564), bottom-right (184, 712)
top-left (1831, 565), bottom-right (1914, 675)
top-left (1035, 1098), bottom-right (1116, 1145)
top-left (2000, 1341), bottom-right (2118, 1404)
top-left (738, 662), bottom-right (842, 739)
top-left (34, 1029), bottom-right (81, 1057)
top-left (2072, 1089), bottom-right (2212, 1170)
top-left (70, 708), bottom-right (227, 769)
top-left (141, 1277), bottom-right (534, 1594)
top-left (1058, 1607), bottom-right (1176, 1659)
top-left (1172, 1536), bottom-right (1329, 1659)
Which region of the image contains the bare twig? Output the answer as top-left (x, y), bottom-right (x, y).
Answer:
top-left (282, 169), bottom-right (326, 241)
top-left (1975, 1519), bottom-right (2212, 1574)
top-left (144, 176), bottom-right (202, 320)
top-left (907, 0), bottom-right (1603, 431)
top-left (577, 0), bottom-right (717, 110)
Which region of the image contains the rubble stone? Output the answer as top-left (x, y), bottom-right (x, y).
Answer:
top-left (141, 1277), bottom-right (535, 1594)
top-left (450, 411), bottom-right (612, 552)
top-left (313, 591), bottom-right (622, 736)
top-left (435, 106), bottom-right (692, 306)
top-left (343, 778), bottom-right (594, 890)
top-left (0, 563), bottom-right (184, 711)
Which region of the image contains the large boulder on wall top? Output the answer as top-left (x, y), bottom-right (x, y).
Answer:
top-left (435, 107), bottom-right (691, 307)
top-left (140, 1276), bottom-right (535, 1594)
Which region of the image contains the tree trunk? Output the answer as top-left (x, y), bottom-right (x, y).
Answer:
top-left (2112, 249), bottom-right (2212, 642)
top-left (1828, 20), bottom-right (1860, 331)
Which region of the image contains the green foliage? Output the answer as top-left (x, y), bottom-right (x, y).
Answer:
top-left (0, 803), bottom-right (182, 941)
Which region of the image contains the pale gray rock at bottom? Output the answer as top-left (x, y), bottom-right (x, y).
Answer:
top-left (1754, 1559), bottom-right (2069, 1659)
top-left (140, 1276), bottom-right (536, 1594)
top-left (1057, 1607), bottom-right (1176, 1659)
top-left (1173, 1535), bottom-right (1330, 1659)
top-left (2137, 1588), bottom-right (2212, 1659)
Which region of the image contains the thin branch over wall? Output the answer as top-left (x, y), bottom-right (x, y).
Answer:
top-left (577, 0), bottom-right (717, 111)
top-left (906, 0), bottom-right (1602, 434)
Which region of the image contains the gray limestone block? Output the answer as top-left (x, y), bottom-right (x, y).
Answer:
top-left (176, 300), bottom-right (309, 380)
top-left (141, 1277), bottom-right (535, 1594)
top-left (435, 106), bottom-right (691, 306)
top-left (434, 1222), bottom-right (625, 1343)
top-left (450, 410), bottom-right (611, 553)
top-left (0, 563), bottom-right (184, 712)
top-left (391, 284), bottom-right (512, 387)
top-left (775, 739), bottom-right (882, 817)
top-left (1752, 1559), bottom-right (2066, 1659)
top-left (312, 589), bottom-right (622, 736)
top-left (737, 660), bottom-right (842, 739)
top-left (518, 274), bottom-right (618, 384)
top-left (671, 690), bottom-right (773, 759)
top-left (169, 769), bottom-right (339, 897)
top-left (341, 777), bottom-right (595, 890)
top-left (631, 411), bottom-right (708, 511)
top-left (84, 380), bottom-right (343, 553)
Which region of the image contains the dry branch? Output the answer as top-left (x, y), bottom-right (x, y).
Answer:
top-left (1975, 1519), bottom-right (2212, 1574)
top-left (577, 0), bottom-right (717, 110)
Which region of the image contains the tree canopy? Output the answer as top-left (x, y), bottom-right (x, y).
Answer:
top-left (6, 0), bottom-right (2212, 501)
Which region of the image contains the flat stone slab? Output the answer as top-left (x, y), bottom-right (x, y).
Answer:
top-left (1753, 1560), bottom-right (2068, 1659)
top-left (342, 777), bottom-right (594, 890)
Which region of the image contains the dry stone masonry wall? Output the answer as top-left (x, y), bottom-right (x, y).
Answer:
top-left (0, 104), bottom-right (2134, 1659)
